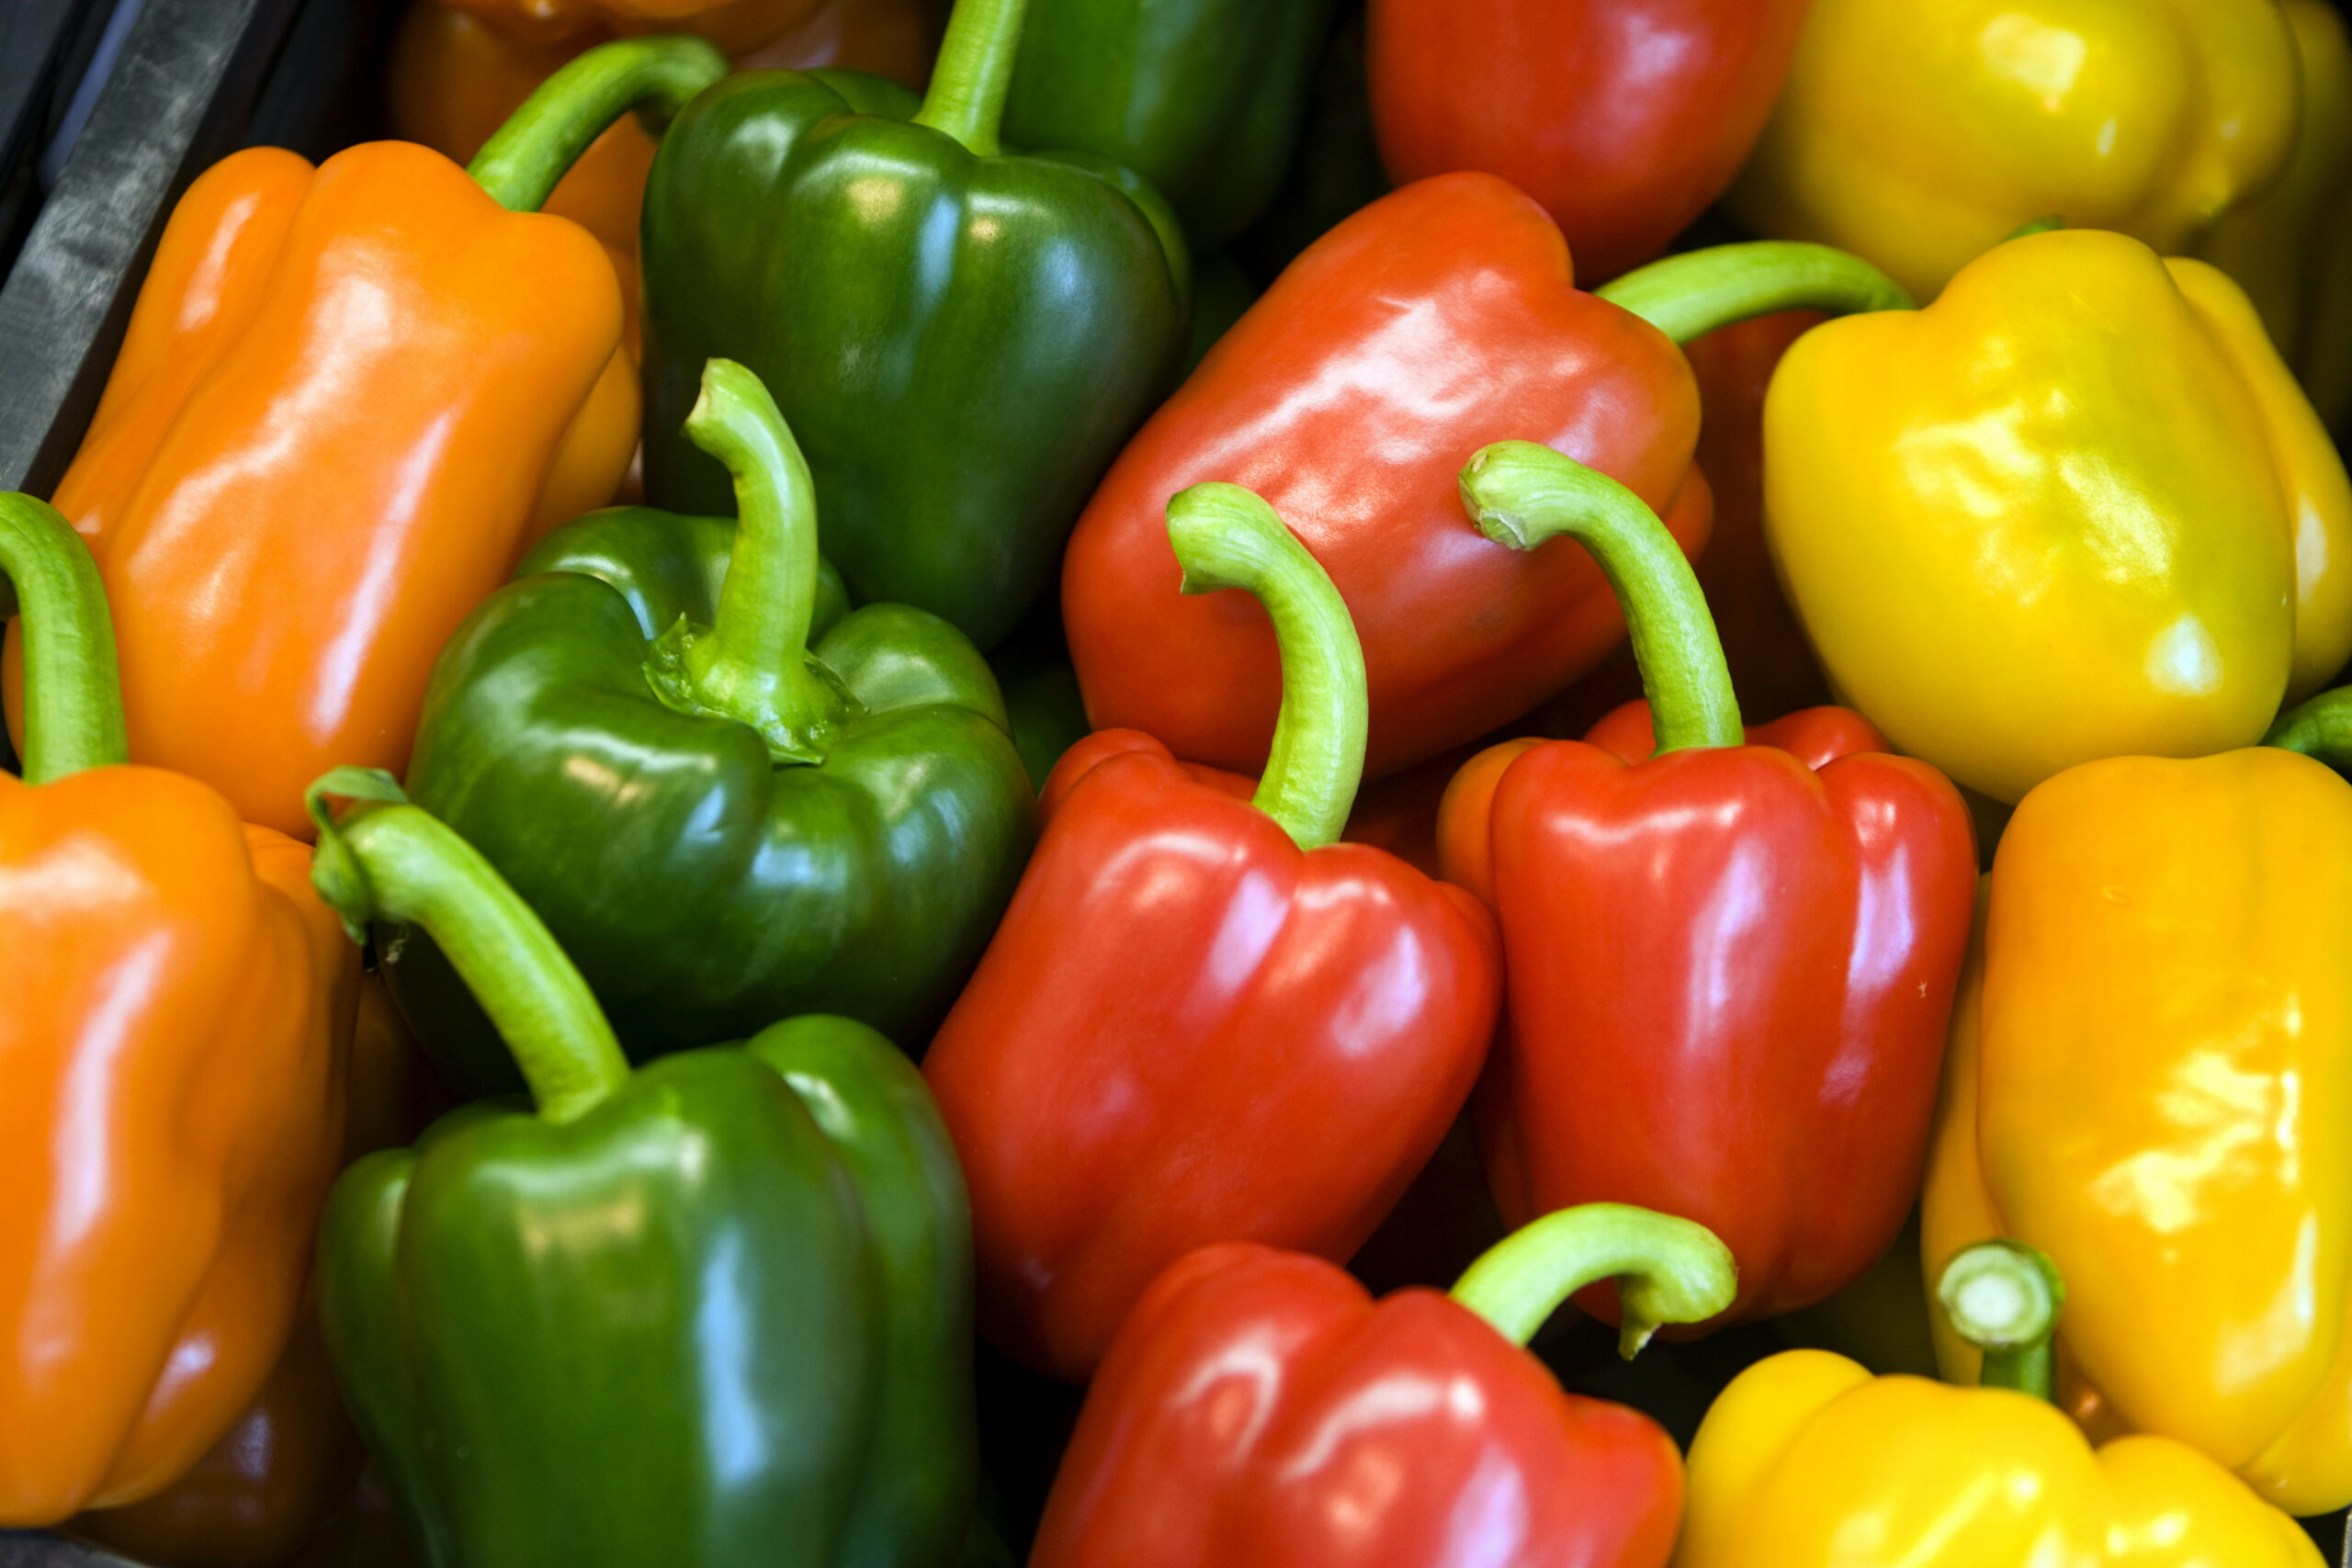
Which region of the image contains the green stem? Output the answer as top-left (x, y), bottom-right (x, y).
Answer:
top-left (643, 358), bottom-right (849, 765)
top-left (1457, 442), bottom-right (1741, 753)
top-left (2266, 686), bottom-right (2352, 774)
top-left (469, 36), bottom-right (729, 213)
top-left (1595, 241), bottom-right (1914, 346)
top-left (1937, 1240), bottom-right (2064, 1403)
top-left (1166, 482), bottom-right (1365, 850)
top-left (910, 0), bottom-right (1029, 156)
top-left (2004, 216), bottom-right (2066, 242)
top-left (1451, 1202), bottom-right (1738, 1358)
top-left (0, 493), bottom-right (127, 783)
top-left (306, 769), bottom-right (630, 1126)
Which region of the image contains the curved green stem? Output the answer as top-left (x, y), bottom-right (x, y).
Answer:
top-left (0, 493), bottom-right (127, 783)
top-left (1166, 483), bottom-right (1365, 850)
top-left (911, 0), bottom-right (1029, 156)
top-left (1595, 241), bottom-right (1914, 346)
top-left (643, 358), bottom-right (850, 765)
top-left (1938, 1240), bottom-right (2064, 1403)
top-left (2266, 686), bottom-right (2352, 774)
top-left (1451, 1201), bottom-right (1737, 1358)
top-left (469, 36), bottom-right (729, 212)
top-left (1458, 442), bottom-right (1741, 753)
top-left (307, 769), bottom-right (629, 1125)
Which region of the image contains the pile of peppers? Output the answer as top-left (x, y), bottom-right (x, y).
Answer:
top-left (6, 0), bottom-right (2352, 1563)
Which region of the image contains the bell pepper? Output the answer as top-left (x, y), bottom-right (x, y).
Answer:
top-left (1229, 10), bottom-right (1389, 284)
top-left (309, 769), bottom-right (978, 1568)
top-left (1433, 442), bottom-right (1977, 1325)
top-left (390, 359), bottom-right (1033, 1090)
top-left (1062, 174), bottom-right (1915, 782)
top-left (1, 40), bottom-right (729, 841)
top-left (639, 0), bottom-right (1189, 650)
top-left (1001, 0), bottom-right (1334, 247)
top-left (1364, 0), bottom-right (1810, 284)
top-left (1923, 743), bottom-right (2352, 1516)
top-left (1726, 0), bottom-right (2301, 303)
top-left (1766, 227), bottom-right (2352, 807)
top-left (0, 495), bottom-right (357, 1527)
top-left (1678, 1242), bottom-right (2324, 1565)
top-left (1033, 1203), bottom-right (1735, 1567)
top-left (923, 479), bottom-right (1501, 1379)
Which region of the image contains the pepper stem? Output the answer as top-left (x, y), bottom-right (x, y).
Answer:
top-left (1938, 1240), bottom-right (2064, 1402)
top-left (0, 493), bottom-right (127, 783)
top-left (1594, 241), bottom-right (1914, 346)
top-left (1167, 483), bottom-right (1366, 850)
top-left (1458, 442), bottom-right (1741, 753)
top-left (911, 0), bottom-right (1029, 156)
top-left (306, 769), bottom-right (630, 1125)
top-left (2266, 686), bottom-right (2352, 774)
top-left (643, 358), bottom-right (850, 765)
top-left (469, 36), bottom-right (729, 213)
top-left (1451, 1202), bottom-right (1737, 1357)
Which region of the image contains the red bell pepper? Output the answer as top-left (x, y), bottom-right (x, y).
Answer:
top-left (925, 481), bottom-right (1501, 1381)
top-left (1061, 175), bottom-right (1909, 784)
top-left (1363, 0), bottom-right (1812, 284)
top-left (1031, 1202), bottom-right (1736, 1568)
top-left (1435, 443), bottom-right (1976, 1325)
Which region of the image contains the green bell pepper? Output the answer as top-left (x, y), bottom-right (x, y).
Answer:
top-left (1001, 0), bottom-right (1336, 247)
top-left (394, 359), bottom-right (1035, 1092)
top-left (309, 771), bottom-right (977, 1568)
top-left (639, 0), bottom-right (1190, 650)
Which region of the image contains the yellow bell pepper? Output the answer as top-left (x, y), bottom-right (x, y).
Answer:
top-left (1764, 229), bottom-right (2352, 804)
top-left (2198, 0), bottom-right (2352, 438)
top-left (1727, 0), bottom-right (2301, 303)
top-left (1923, 747), bottom-right (2352, 1516)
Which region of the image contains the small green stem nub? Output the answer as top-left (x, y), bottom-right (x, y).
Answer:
top-left (1938, 1240), bottom-right (2064, 1403)
top-left (469, 36), bottom-right (729, 213)
top-left (1458, 443), bottom-right (1741, 753)
top-left (307, 769), bottom-right (630, 1125)
top-left (1451, 1202), bottom-right (1738, 1357)
top-left (1595, 241), bottom-right (1915, 346)
top-left (911, 0), bottom-right (1030, 156)
top-left (643, 358), bottom-right (851, 765)
top-left (2004, 216), bottom-right (2066, 242)
top-left (0, 493), bottom-right (127, 783)
top-left (1166, 483), bottom-right (1366, 850)
top-left (2266, 686), bottom-right (2352, 774)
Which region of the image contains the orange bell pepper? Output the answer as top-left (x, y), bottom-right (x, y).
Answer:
top-left (0, 494), bottom-right (358, 1528)
top-left (2, 39), bottom-right (726, 840)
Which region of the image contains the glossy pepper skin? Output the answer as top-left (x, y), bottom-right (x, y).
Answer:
top-left (1726, 0), bottom-right (2300, 301)
top-left (925, 482), bottom-right (1500, 1379)
top-left (1365, 0), bottom-right (1811, 283)
top-left (1924, 747), bottom-right (2352, 1516)
top-left (1034, 1204), bottom-right (1737, 1568)
top-left (1435, 444), bottom-right (1976, 1326)
top-left (309, 776), bottom-right (978, 1568)
top-left (1001, 0), bottom-right (1334, 246)
top-left (396, 361), bottom-right (1034, 1089)
top-left (0, 496), bottom-right (357, 1527)
top-left (1675, 1349), bottom-right (2324, 1566)
top-left (1766, 229), bottom-right (2352, 807)
top-left (640, 0), bottom-right (1190, 650)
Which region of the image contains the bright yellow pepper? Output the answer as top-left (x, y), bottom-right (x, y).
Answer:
top-left (1924, 747), bottom-right (2352, 1516)
top-left (1675, 1349), bottom-right (2325, 1565)
top-left (1727, 0), bottom-right (2301, 303)
top-left (1764, 229), bottom-right (2352, 804)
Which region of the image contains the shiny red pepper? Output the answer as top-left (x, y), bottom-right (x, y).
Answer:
top-left (1031, 1203), bottom-right (1736, 1568)
top-left (1363, 0), bottom-right (1812, 283)
top-left (926, 482), bottom-right (1500, 1380)
top-left (1435, 443), bottom-right (1975, 1326)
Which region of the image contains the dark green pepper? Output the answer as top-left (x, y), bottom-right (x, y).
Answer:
top-left (640, 0), bottom-right (1190, 650)
top-left (309, 771), bottom-right (977, 1568)
top-left (396, 360), bottom-right (1035, 1090)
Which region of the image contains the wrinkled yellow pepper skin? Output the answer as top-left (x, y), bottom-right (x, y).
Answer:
top-left (1675, 1349), bottom-right (2324, 1566)
top-left (1728, 0), bottom-right (2300, 301)
top-left (1924, 749), bottom-right (2352, 1516)
top-left (1765, 230), bottom-right (2352, 804)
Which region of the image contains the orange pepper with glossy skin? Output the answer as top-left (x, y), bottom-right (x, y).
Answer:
top-left (0, 494), bottom-right (357, 1529)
